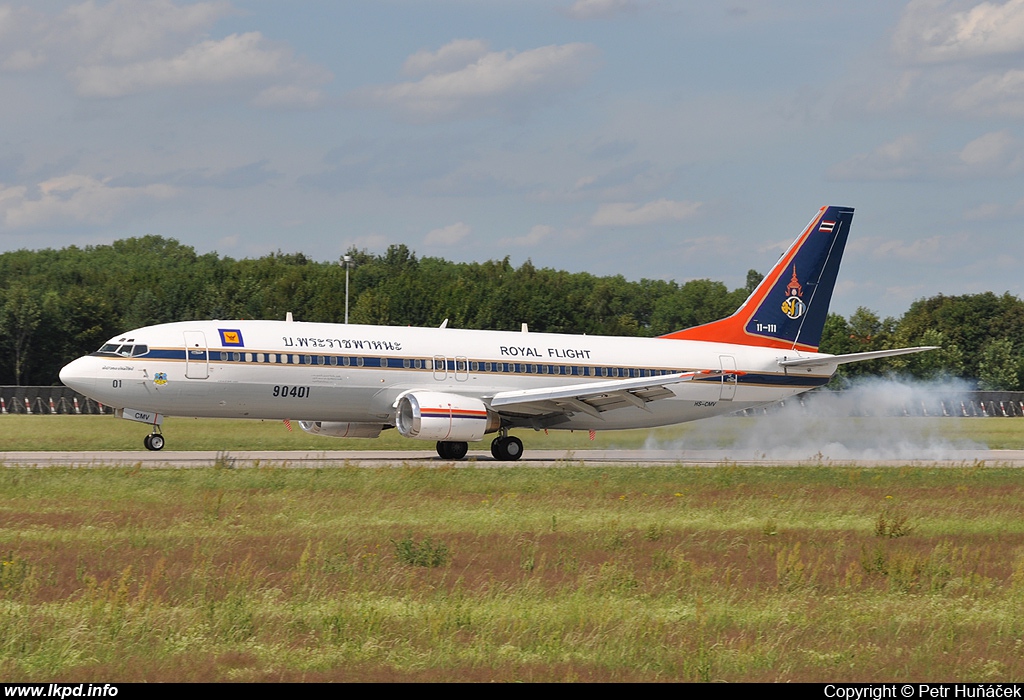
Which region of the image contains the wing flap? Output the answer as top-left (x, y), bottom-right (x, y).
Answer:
top-left (489, 370), bottom-right (726, 418)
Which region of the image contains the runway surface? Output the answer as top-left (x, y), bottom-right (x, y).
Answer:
top-left (2, 448), bottom-right (1022, 467)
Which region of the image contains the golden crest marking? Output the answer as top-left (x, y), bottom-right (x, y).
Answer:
top-left (781, 265), bottom-right (805, 319)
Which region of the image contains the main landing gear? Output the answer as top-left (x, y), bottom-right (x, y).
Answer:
top-left (143, 429), bottom-right (165, 451)
top-left (490, 431), bottom-right (523, 462)
top-left (436, 441), bottom-right (468, 460)
top-left (435, 431), bottom-right (524, 461)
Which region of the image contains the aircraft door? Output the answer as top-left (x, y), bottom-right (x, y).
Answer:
top-left (184, 331), bottom-right (209, 379)
top-left (719, 355), bottom-right (737, 401)
top-left (454, 356), bottom-right (469, 381)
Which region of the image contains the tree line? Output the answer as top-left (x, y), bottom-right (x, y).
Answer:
top-left (0, 235), bottom-right (1021, 389)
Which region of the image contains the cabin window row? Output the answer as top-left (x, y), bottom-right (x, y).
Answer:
top-left (212, 351), bottom-right (675, 377)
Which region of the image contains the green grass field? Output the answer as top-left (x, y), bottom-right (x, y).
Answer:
top-left (4, 413), bottom-right (1024, 450)
top-left (3, 415), bottom-right (1024, 681)
top-left (2, 463), bottom-right (1024, 681)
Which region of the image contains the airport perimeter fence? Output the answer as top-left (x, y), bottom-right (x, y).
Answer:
top-left (4, 385), bottom-right (1024, 419)
top-left (0, 386), bottom-right (114, 415)
top-left (740, 391), bottom-right (1024, 418)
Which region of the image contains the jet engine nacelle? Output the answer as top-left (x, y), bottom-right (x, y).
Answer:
top-left (395, 391), bottom-right (500, 442)
top-left (298, 421), bottom-right (384, 439)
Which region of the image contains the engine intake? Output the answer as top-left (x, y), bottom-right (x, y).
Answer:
top-left (298, 421), bottom-right (384, 439)
top-left (395, 391), bottom-right (500, 442)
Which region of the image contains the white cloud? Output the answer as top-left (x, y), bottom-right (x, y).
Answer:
top-left (590, 199), bottom-right (701, 226)
top-left (675, 235), bottom-right (733, 260)
top-left (1, 49), bottom-right (45, 72)
top-left (872, 2), bottom-right (1024, 118)
top-left (949, 68), bottom-right (1024, 116)
top-left (958, 130), bottom-right (1023, 170)
top-left (0, 5), bottom-right (47, 71)
top-left (0, 174), bottom-right (174, 230)
top-left (849, 233), bottom-right (970, 262)
top-left (0, 0), bottom-right (232, 75)
top-left (0, 1), bottom-right (329, 109)
top-left (563, 0), bottom-right (649, 20)
top-left (963, 201), bottom-right (1007, 219)
top-left (356, 41), bottom-right (599, 120)
top-left (501, 224), bottom-right (554, 246)
top-left (425, 221), bottom-right (471, 246)
top-left (893, 0), bottom-right (1024, 63)
top-left (343, 234), bottom-right (390, 252)
top-left (253, 84), bottom-right (326, 109)
top-left (964, 195), bottom-right (1024, 219)
top-left (829, 134), bottom-right (931, 180)
top-left (71, 32), bottom-right (328, 102)
top-left (402, 39), bottom-right (489, 78)
top-left (831, 132), bottom-right (1024, 181)
top-left (60, 0), bottom-right (234, 63)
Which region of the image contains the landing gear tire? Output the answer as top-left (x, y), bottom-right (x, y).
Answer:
top-left (436, 441), bottom-right (468, 460)
top-left (144, 433), bottom-right (164, 451)
top-left (490, 435), bottom-right (523, 461)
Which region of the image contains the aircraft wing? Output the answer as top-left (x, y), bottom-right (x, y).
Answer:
top-left (488, 370), bottom-right (729, 419)
top-left (778, 346), bottom-right (939, 370)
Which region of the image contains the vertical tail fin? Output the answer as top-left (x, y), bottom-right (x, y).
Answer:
top-left (660, 205), bottom-right (854, 351)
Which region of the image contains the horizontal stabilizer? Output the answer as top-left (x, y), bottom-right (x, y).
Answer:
top-left (778, 346), bottom-right (939, 370)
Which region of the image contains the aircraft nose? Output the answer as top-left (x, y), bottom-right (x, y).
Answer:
top-left (59, 356), bottom-right (91, 393)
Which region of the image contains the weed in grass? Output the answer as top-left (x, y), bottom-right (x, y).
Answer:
top-left (518, 537), bottom-right (540, 572)
top-left (595, 561), bottom-right (640, 594)
top-left (1010, 555), bottom-right (1024, 595)
top-left (857, 541), bottom-right (964, 594)
top-left (875, 508), bottom-right (915, 538)
top-left (392, 535), bottom-right (451, 568)
top-left (885, 552), bottom-right (923, 593)
top-left (603, 529), bottom-right (632, 551)
top-left (213, 452), bottom-right (236, 470)
top-left (644, 523), bottom-right (665, 541)
top-left (0, 553), bottom-right (33, 598)
top-left (776, 542), bottom-right (807, 591)
top-left (201, 489), bottom-right (226, 521)
top-left (555, 545), bottom-right (580, 573)
top-left (650, 549), bottom-right (674, 571)
top-left (860, 543), bottom-right (889, 576)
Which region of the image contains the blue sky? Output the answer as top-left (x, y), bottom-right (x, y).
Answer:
top-left (2, 0), bottom-right (1023, 320)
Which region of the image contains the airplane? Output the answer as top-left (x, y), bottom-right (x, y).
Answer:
top-left (59, 205), bottom-right (934, 460)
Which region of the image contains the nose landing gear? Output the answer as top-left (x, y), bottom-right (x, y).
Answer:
top-left (143, 430), bottom-right (164, 451)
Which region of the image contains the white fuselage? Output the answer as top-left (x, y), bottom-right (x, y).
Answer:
top-left (59, 319), bottom-right (832, 432)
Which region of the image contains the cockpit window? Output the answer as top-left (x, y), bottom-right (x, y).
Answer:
top-left (98, 343), bottom-right (149, 356)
